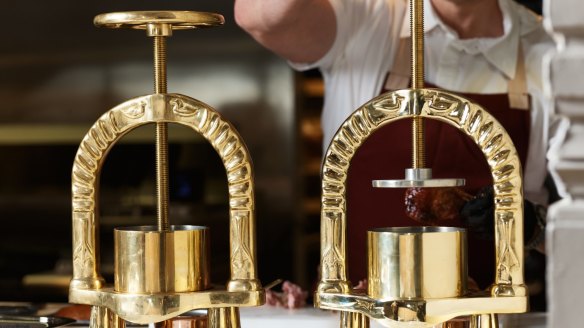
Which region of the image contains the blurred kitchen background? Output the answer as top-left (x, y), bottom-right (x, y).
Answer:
top-left (0, 1), bottom-right (325, 302)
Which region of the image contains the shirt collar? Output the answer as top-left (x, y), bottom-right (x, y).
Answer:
top-left (399, 0), bottom-right (538, 79)
top-left (482, 0), bottom-right (518, 79)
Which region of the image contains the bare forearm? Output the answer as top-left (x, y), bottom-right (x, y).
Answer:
top-left (235, 0), bottom-right (309, 33)
top-left (234, 0), bottom-right (336, 63)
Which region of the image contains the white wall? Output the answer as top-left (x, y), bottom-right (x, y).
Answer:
top-left (544, 0), bottom-right (584, 326)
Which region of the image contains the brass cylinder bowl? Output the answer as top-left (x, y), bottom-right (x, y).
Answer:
top-left (114, 225), bottom-right (210, 294)
top-left (367, 226), bottom-right (467, 300)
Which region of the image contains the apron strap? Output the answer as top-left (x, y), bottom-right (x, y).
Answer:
top-left (383, 38), bottom-right (411, 90)
top-left (507, 43), bottom-right (529, 110)
top-left (384, 38), bottom-right (530, 110)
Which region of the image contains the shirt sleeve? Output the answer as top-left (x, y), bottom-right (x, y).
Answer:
top-left (288, 0), bottom-right (348, 71)
top-left (289, 0), bottom-right (399, 71)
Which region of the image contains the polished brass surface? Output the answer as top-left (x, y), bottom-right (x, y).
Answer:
top-left (411, 0), bottom-right (425, 169)
top-left (394, 0), bottom-right (461, 187)
top-left (70, 287), bottom-right (262, 324)
top-left (70, 10), bottom-right (263, 328)
top-left (410, 0), bottom-right (424, 89)
top-left (431, 316), bottom-right (495, 328)
top-left (70, 93), bottom-right (264, 322)
top-left (316, 292), bottom-right (525, 327)
top-left (208, 308), bottom-right (240, 328)
top-left (412, 116), bottom-right (425, 169)
top-left (316, 0), bottom-right (526, 326)
top-left (318, 89), bottom-right (525, 290)
top-left (96, 11), bottom-right (222, 233)
top-left (440, 317), bottom-right (471, 328)
top-left (90, 306), bottom-right (125, 328)
top-left (367, 227), bottom-right (467, 300)
top-left (154, 36), bottom-right (168, 94)
top-left (114, 225), bottom-right (210, 294)
top-left (154, 310), bottom-right (207, 328)
top-left (156, 120), bottom-right (170, 231)
top-left (469, 314), bottom-right (498, 328)
top-left (341, 312), bottom-right (369, 328)
top-left (315, 89), bottom-right (527, 327)
top-left (153, 34), bottom-right (170, 231)
top-left (94, 11), bottom-right (225, 31)
top-left (151, 19), bottom-right (170, 232)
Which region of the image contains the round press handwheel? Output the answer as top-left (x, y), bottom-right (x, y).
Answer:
top-left (94, 11), bottom-right (224, 31)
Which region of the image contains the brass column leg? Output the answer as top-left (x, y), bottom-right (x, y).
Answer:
top-left (488, 314), bottom-right (500, 328)
top-left (340, 311), bottom-right (369, 328)
top-left (470, 316), bottom-right (479, 328)
top-left (152, 320), bottom-right (172, 328)
top-left (208, 307), bottom-right (241, 328)
top-left (90, 306), bottom-right (126, 328)
top-left (470, 314), bottom-right (499, 328)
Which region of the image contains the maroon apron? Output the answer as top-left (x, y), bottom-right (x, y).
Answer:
top-left (346, 41), bottom-right (531, 289)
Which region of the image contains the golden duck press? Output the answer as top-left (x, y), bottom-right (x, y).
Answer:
top-left (314, 0), bottom-right (528, 327)
top-left (68, 11), bottom-right (264, 327)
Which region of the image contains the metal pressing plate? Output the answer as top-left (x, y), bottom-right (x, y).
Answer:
top-left (372, 168), bottom-right (465, 188)
top-left (372, 178), bottom-right (465, 188)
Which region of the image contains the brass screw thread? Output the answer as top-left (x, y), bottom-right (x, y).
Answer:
top-left (154, 35), bottom-right (170, 231)
top-left (156, 123), bottom-right (170, 232)
top-left (411, 0), bottom-right (424, 89)
top-left (154, 36), bottom-right (167, 94)
top-left (412, 117), bottom-right (425, 168)
top-left (411, 0), bottom-right (426, 168)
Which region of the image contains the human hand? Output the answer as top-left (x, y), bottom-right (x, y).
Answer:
top-left (460, 185), bottom-right (545, 251)
top-left (459, 186), bottom-right (495, 239)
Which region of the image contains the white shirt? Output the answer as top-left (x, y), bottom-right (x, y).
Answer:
top-left (292, 0), bottom-right (563, 205)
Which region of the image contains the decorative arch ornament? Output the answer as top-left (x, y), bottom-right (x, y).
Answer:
top-left (70, 93), bottom-right (258, 291)
top-left (318, 89), bottom-right (525, 296)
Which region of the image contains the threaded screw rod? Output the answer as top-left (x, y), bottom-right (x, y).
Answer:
top-left (153, 33), bottom-right (170, 232)
top-left (411, 0), bottom-right (426, 169)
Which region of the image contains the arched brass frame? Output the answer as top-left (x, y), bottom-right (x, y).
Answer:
top-left (70, 93), bottom-right (260, 293)
top-left (318, 89), bottom-right (526, 297)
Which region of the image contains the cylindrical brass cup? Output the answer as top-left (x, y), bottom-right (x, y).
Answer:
top-left (114, 225), bottom-right (210, 293)
top-left (367, 226), bottom-right (467, 300)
